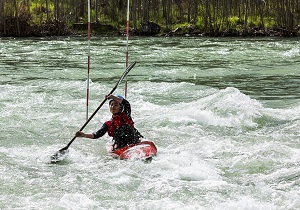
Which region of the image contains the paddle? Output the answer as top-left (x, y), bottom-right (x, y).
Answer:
top-left (50, 61), bottom-right (137, 163)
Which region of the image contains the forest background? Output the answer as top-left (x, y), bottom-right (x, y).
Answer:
top-left (1, 0), bottom-right (300, 37)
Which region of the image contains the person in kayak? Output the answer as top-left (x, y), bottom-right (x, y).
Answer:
top-left (75, 94), bottom-right (143, 150)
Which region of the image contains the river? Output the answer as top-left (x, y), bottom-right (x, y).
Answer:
top-left (0, 36), bottom-right (299, 209)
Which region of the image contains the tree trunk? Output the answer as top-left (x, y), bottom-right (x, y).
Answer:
top-left (191, 0), bottom-right (199, 25)
top-left (46, 0), bottom-right (49, 21)
top-left (167, 0), bottom-right (172, 29)
top-left (132, 0), bottom-right (137, 29)
top-left (244, 0), bottom-right (249, 35)
top-left (142, 0), bottom-right (149, 23)
top-left (175, 0), bottom-right (183, 23)
top-left (285, 0), bottom-right (293, 31)
top-left (257, 0), bottom-right (265, 31)
top-left (95, 0), bottom-right (99, 22)
top-left (79, 0), bottom-right (85, 18)
top-left (54, 0), bottom-right (60, 20)
top-left (13, 0), bottom-right (20, 35)
top-left (187, 0), bottom-right (191, 23)
top-left (0, 0), bottom-right (6, 35)
top-left (204, 0), bottom-right (211, 33)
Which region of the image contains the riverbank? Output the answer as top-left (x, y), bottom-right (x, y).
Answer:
top-left (1, 21), bottom-right (300, 38)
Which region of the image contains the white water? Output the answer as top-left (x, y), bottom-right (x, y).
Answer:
top-left (0, 37), bottom-right (300, 209)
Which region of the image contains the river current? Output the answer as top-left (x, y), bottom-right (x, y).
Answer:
top-left (0, 36), bottom-right (300, 209)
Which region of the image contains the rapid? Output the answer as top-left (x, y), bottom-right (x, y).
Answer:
top-left (0, 36), bottom-right (299, 209)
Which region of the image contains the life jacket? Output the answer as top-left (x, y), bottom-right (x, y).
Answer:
top-left (105, 112), bottom-right (134, 137)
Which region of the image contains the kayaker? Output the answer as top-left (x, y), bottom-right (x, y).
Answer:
top-left (75, 94), bottom-right (143, 150)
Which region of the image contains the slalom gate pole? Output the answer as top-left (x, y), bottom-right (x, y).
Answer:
top-left (124, 0), bottom-right (130, 98)
top-left (86, 0), bottom-right (91, 120)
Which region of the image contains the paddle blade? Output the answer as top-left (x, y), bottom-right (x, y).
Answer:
top-left (50, 149), bottom-right (69, 163)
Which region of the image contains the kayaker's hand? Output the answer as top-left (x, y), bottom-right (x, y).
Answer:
top-left (105, 94), bottom-right (113, 100)
top-left (75, 131), bottom-right (84, 137)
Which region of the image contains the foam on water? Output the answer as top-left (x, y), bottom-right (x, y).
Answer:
top-left (1, 80), bottom-right (300, 209)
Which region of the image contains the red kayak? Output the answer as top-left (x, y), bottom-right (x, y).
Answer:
top-left (110, 141), bottom-right (157, 160)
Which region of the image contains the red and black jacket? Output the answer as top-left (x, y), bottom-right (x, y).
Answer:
top-left (105, 112), bottom-right (134, 137)
top-left (92, 99), bottom-right (134, 139)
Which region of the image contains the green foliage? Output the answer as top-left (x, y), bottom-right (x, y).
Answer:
top-left (228, 16), bottom-right (240, 28)
top-left (264, 17), bottom-right (276, 28)
top-left (195, 17), bottom-right (205, 30)
top-left (29, 1), bottom-right (54, 25)
top-left (170, 22), bottom-right (200, 34)
top-left (248, 17), bottom-right (263, 28)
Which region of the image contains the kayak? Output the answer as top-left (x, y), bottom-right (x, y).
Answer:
top-left (110, 141), bottom-right (157, 161)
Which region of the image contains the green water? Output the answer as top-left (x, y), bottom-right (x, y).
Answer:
top-left (0, 36), bottom-right (299, 209)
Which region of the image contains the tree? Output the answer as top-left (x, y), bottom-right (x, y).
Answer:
top-left (0, 0), bottom-right (5, 35)
top-left (13, 0), bottom-right (20, 35)
top-left (1, 0), bottom-right (300, 37)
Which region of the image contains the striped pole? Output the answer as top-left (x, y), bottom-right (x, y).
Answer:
top-left (124, 0), bottom-right (130, 98)
top-left (86, 0), bottom-right (91, 120)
